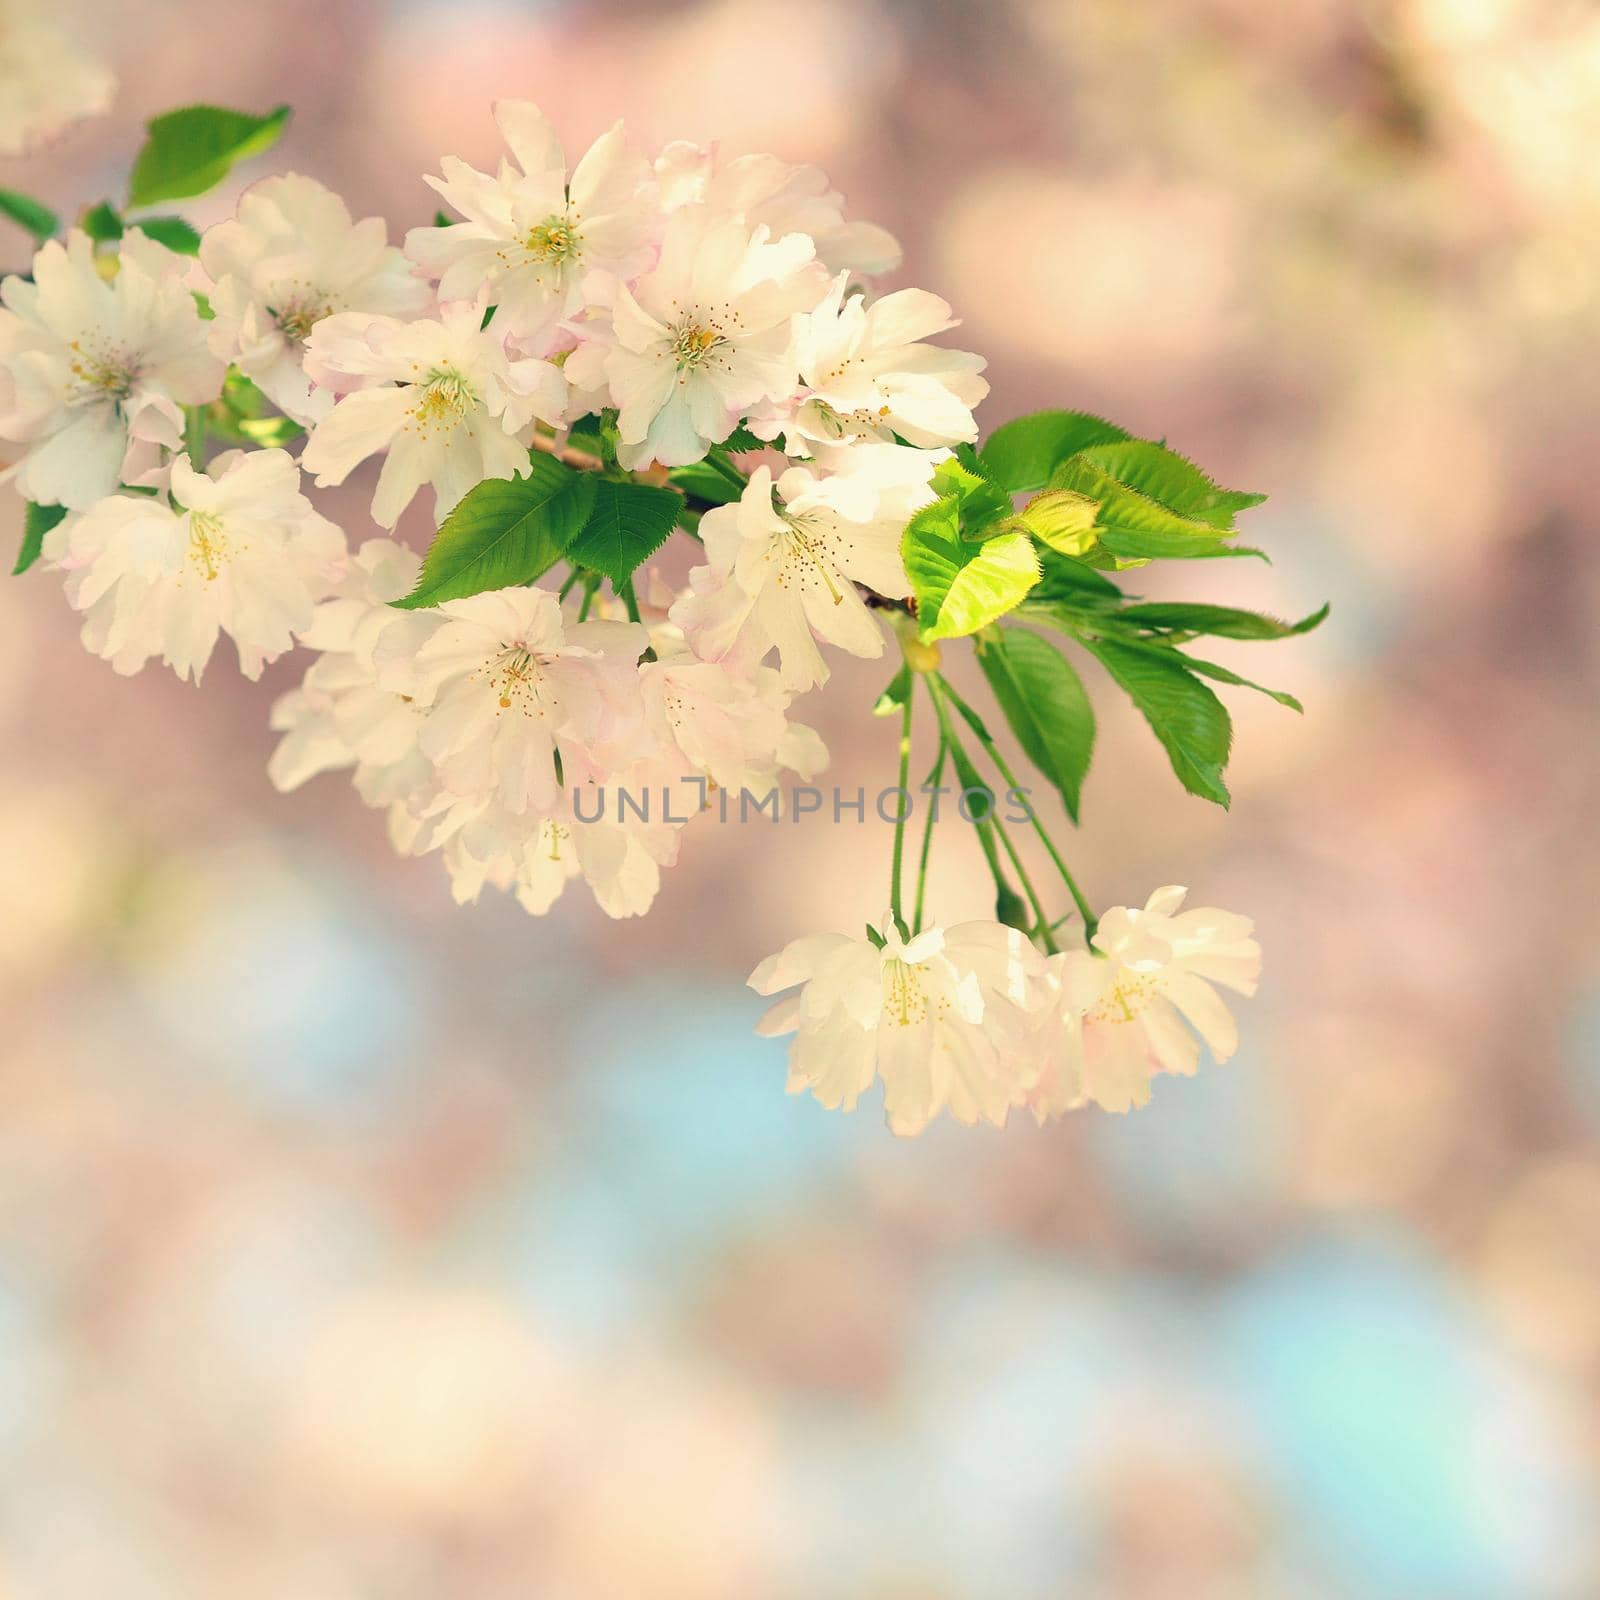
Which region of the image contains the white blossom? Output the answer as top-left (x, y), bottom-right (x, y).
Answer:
top-left (406, 99), bottom-right (658, 354)
top-left (654, 141), bottom-right (900, 278)
top-left (671, 444), bottom-right (939, 689)
top-left (372, 586), bottom-right (649, 816)
top-left (268, 538), bottom-right (431, 802)
top-left (750, 915), bottom-right (1046, 1135)
top-left (200, 174), bottom-right (431, 426)
top-left (0, 2), bottom-right (113, 156)
top-left (0, 231), bottom-right (223, 510)
top-left (752, 275), bottom-right (988, 455)
top-left (1028, 887), bottom-right (1262, 1117)
top-left (301, 302), bottom-right (566, 526)
top-left (566, 205), bottom-right (827, 470)
top-left (49, 449), bottom-right (344, 681)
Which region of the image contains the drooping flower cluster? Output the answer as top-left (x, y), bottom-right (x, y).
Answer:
top-left (0, 95), bottom-right (1283, 1133)
top-left (751, 889), bottom-right (1262, 1134)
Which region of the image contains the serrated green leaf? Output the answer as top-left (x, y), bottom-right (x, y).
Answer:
top-left (134, 216), bottom-right (202, 255)
top-left (1030, 545), bottom-right (1123, 603)
top-left (723, 424), bottom-right (765, 453)
top-left (668, 460), bottom-right (742, 505)
top-left (81, 201), bottom-right (123, 242)
top-left (977, 626), bottom-right (1096, 823)
top-left (1052, 455), bottom-right (1234, 561)
top-left (1016, 487), bottom-right (1099, 556)
top-left (0, 189), bottom-right (57, 242)
top-left (1081, 636), bottom-right (1232, 807)
top-left (566, 477), bottom-right (681, 584)
top-left (1075, 440), bottom-right (1265, 529)
top-left (1115, 600), bottom-right (1327, 641)
top-left (129, 104), bottom-right (291, 207)
top-left (14, 502), bottom-right (67, 575)
top-left (979, 409), bottom-right (1132, 493)
top-left (1159, 649), bottom-right (1303, 711)
top-left (873, 663), bottom-right (912, 717)
top-left (394, 458), bottom-right (597, 609)
top-left (930, 456), bottom-right (1013, 534)
top-left (902, 498), bottom-right (1039, 642)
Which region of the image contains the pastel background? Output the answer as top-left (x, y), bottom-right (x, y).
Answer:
top-left (3, 0), bottom-right (1599, 1595)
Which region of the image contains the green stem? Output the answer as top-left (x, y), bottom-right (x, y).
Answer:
top-left (912, 737), bottom-right (947, 935)
top-left (706, 448), bottom-right (748, 495)
top-left (617, 574), bottom-right (641, 623)
top-left (935, 674), bottom-right (1098, 940)
top-left (926, 675), bottom-right (1057, 952)
top-left (888, 689), bottom-right (914, 937)
top-left (576, 575), bottom-right (600, 622)
top-left (183, 405), bottom-right (206, 472)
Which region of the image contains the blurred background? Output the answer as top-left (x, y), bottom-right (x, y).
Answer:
top-left (3, 0), bottom-right (1599, 1594)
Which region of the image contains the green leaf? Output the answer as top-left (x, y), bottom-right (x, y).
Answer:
top-left (902, 497), bottom-right (1040, 642)
top-left (14, 502), bottom-right (67, 575)
top-left (433, 210), bottom-right (452, 228)
top-left (393, 457), bottom-right (597, 609)
top-left (1015, 487), bottom-right (1099, 556)
top-left (977, 626), bottom-right (1096, 823)
top-left (1080, 636), bottom-right (1233, 807)
top-left (1075, 440), bottom-right (1264, 529)
top-left (668, 460), bottom-right (742, 505)
top-left (565, 477), bottom-right (682, 584)
top-left (723, 424), bottom-right (765, 453)
top-left (0, 189), bottom-right (57, 242)
top-left (128, 104), bottom-right (292, 207)
top-left (1115, 600), bottom-right (1328, 641)
top-left (1154, 648), bottom-right (1304, 711)
top-left (134, 216), bottom-right (202, 255)
top-left (1030, 545), bottom-right (1123, 603)
top-left (1052, 455), bottom-right (1234, 561)
top-left (873, 663), bottom-right (912, 717)
top-left (929, 455), bottom-right (1014, 535)
top-left (979, 409), bottom-right (1131, 493)
top-left (81, 201), bottom-right (124, 242)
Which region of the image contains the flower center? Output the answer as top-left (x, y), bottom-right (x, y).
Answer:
top-left (882, 958), bottom-right (929, 1028)
top-left (485, 646), bottom-right (552, 714)
top-left (66, 338), bottom-right (138, 405)
top-left (670, 320), bottom-right (726, 371)
top-left (410, 368), bottom-right (477, 437)
top-left (524, 213), bottom-right (581, 264)
top-left (186, 511), bottom-right (231, 582)
top-left (1086, 969), bottom-right (1160, 1026)
top-left (272, 298), bottom-right (331, 342)
top-left (776, 513), bottom-right (846, 605)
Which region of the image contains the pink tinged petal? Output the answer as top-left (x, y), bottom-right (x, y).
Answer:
top-left (1079, 1024), bottom-right (1154, 1114)
top-left (1162, 971), bottom-right (1241, 1063)
top-left (19, 406), bottom-right (128, 509)
top-left (302, 387), bottom-right (410, 489)
top-left (493, 100), bottom-right (564, 178)
top-left (754, 994), bottom-right (802, 1038)
top-left (747, 931), bottom-right (855, 994)
top-left (1138, 996), bottom-right (1204, 1077)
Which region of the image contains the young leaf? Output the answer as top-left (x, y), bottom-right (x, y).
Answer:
top-left (393, 457), bottom-right (597, 609)
top-left (134, 216), bottom-right (203, 255)
top-left (14, 502), bottom-right (68, 575)
top-left (902, 498), bottom-right (1040, 642)
top-left (1016, 487), bottom-right (1099, 556)
top-left (1080, 636), bottom-right (1233, 807)
top-left (0, 189), bottom-right (57, 242)
top-left (129, 104), bottom-right (292, 207)
top-left (565, 478), bottom-right (682, 584)
top-left (976, 626), bottom-right (1096, 822)
top-left (723, 424), bottom-right (765, 453)
top-left (1052, 456), bottom-right (1233, 561)
top-left (979, 409), bottom-right (1131, 493)
top-left (930, 456), bottom-right (1013, 534)
top-left (1075, 440), bottom-right (1264, 529)
top-left (81, 201), bottom-right (123, 242)
top-left (1115, 600), bottom-right (1328, 641)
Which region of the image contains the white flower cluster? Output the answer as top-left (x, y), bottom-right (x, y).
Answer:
top-left (0, 98), bottom-right (1266, 1132)
top-left (751, 889), bottom-right (1262, 1135)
